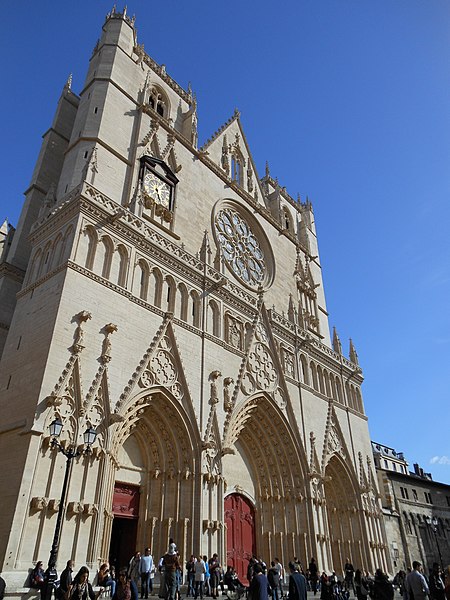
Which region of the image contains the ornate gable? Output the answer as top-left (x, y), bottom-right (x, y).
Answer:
top-left (114, 314), bottom-right (196, 423)
top-left (321, 401), bottom-right (352, 471)
top-left (201, 113), bottom-right (265, 204)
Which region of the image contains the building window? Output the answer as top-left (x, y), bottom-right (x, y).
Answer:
top-left (412, 489), bottom-right (418, 501)
top-left (384, 459), bottom-right (389, 469)
top-left (393, 463), bottom-right (397, 471)
top-left (446, 496), bottom-right (450, 507)
top-left (400, 487), bottom-right (409, 500)
top-left (231, 155), bottom-right (242, 185)
top-left (424, 492), bottom-right (432, 504)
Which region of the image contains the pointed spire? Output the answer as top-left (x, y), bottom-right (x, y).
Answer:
top-left (65, 73), bottom-right (73, 90)
top-left (349, 338), bottom-right (359, 365)
top-left (332, 327), bottom-right (342, 355)
top-left (265, 161), bottom-right (270, 178)
top-left (288, 294), bottom-right (297, 324)
top-left (0, 218), bottom-right (8, 237)
top-left (199, 230), bottom-right (212, 264)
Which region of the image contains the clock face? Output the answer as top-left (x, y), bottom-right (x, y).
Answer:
top-left (143, 171), bottom-right (172, 209)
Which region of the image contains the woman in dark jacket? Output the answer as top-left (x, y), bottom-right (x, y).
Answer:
top-left (372, 569), bottom-right (394, 600)
top-left (70, 567), bottom-right (102, 600)
top-left (112, 569), bottom-right (138, 600)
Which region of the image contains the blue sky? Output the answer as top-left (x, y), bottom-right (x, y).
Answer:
top-left (1, 1), bottom-right (449, 483)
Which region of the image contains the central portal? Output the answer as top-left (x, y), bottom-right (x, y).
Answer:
top-left (225, 493), bottom-right (255, 583)
top-left (109, 482), bottom-right (140, 569)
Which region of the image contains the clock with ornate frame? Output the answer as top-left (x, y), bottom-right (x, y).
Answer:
top-left (139, 156), bottom-right (178, 224)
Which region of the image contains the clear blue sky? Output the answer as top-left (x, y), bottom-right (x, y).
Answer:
top-left (1, 1), bottom-right (449, 483)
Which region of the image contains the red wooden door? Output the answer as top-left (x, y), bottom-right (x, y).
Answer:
top-left (225, 493), bottom-right (255, 583)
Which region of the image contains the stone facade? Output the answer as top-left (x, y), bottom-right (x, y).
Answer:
top-left (373, 442), bottom-right (450, 572)
top-left (0, 8), bottom-right (389, 592)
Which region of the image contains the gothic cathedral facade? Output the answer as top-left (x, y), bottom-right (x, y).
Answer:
top-left (0, 8), bottom-right (389, 590)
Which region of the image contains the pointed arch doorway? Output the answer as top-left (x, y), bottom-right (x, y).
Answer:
top-left (109, 482), bottom-right (140, 569)
top-left (225, 493), bottom-right (255, 583)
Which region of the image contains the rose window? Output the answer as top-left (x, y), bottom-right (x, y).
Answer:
top-left (214, 208), bottom-right (266, 287)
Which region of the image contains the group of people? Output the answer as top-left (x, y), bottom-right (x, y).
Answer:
top-left (29, 559), bottom-right (138, 600)
top-left (26, 551), bottom-right (450, 600)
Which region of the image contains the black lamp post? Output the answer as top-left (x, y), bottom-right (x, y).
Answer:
top-left (430, 516), bottom-right (443, 570)
top-left (42, 419), bottom-right (97, 600)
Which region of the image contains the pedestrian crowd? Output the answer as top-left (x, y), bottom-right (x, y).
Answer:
top-left (15, 551), bottom-right (450, 600)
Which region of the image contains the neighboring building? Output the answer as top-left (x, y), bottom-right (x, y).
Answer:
top-left (373, 442), bottom-right (450, 572)
top-left (0, 8), bottom-right (390, 592)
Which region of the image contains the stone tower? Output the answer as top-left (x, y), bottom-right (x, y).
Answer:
top-left (0, 8), bottom-right (389, 591)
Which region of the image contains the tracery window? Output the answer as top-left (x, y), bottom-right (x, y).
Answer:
top-left (149, 87), bottom-right (169, 118)
top-left (214, 207), bottom-right (265, 287)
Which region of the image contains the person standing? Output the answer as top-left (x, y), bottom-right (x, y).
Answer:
top-left (208, 554), bottom-right (221, 600)
top-left (405, 562), bottom-right (430, 600)
top-left (194, 555), bottom-right (206, 599)
top-left (354, 569), bottom-right (369, 600)
top-left (128, 552), bottom-right (141, 589)
top-left (31, 561), bottom-right (45, 590)
top-left (372, 569), bottom-right (394, 600)
top-left (186, 555), bottom-right (196, 597)
top-left (268, 562), bottom-right (280, 600)
top-left (308, 559), bottom-right (318, 596)
top-left (140, 548), bottom-right (154, 600)
top-left (163, 543), bottom-right (181, 600)
top-left (203, 556), bottom-right (210, 597)
top-left (274, 559), bottom-right (284, 598)
top-left (57, 560), bottom-right (74, 600)
top-left (249, 564), bottom-right (270, 600)
top-left (344, 559), bottom-right (355, 595)
top-left (429, 563), bottom-right (445, 600)
top-left (288, 562), bottom-right (307, 600)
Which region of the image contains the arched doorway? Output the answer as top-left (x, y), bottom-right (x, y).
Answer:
top-left (324, 455), bottom-right (364, 572)
top-left (222, 394), bottom-right (309, 570)
top-left (109, 482), bottom-right (140, 569)
top-left (225, 493), bottom-right (255, 583)
top-left (107, 389), bottom-right (200, 562)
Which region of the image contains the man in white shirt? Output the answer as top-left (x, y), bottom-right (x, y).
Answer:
top-left (140, 548), bottom-right (154, 599)
top-left (405, 561), bottom-right (429, 600)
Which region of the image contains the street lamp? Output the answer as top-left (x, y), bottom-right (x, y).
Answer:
top-left (430, 516), bottom-right (443, 570)
top-left (43, 419), bottom-right (97, 600)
